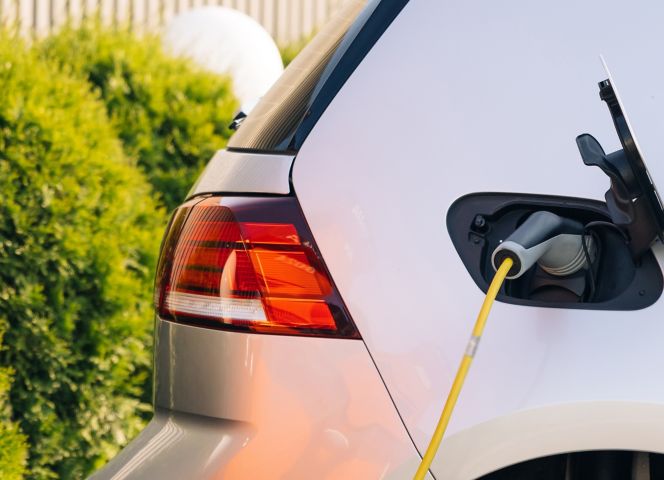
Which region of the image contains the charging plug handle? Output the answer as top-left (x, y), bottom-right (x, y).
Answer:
top-left (491, 211), bottom-right (585, 279)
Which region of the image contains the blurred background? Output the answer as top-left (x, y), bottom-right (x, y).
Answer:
top-left (1, 0), bottom-right (345, 43)
top-left (0, 1), bottom-right (348, 478)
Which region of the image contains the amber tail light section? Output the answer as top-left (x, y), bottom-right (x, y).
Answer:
top-left (155, 196), bottom-right (360, 338)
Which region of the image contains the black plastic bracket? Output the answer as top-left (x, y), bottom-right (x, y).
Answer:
top-left (576, 79), bottom-right (664, 258)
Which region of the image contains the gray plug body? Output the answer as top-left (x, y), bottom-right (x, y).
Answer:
top-left (491, 211), bottom-right (595, 279)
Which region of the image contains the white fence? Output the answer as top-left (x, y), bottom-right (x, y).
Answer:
top-left (0, 0), bottom-right (347, 43)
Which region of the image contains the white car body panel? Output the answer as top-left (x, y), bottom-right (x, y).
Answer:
top-left (292, 0), bottom-right (664, 475)
top-left (189, 149), bottom-right (293, 196)
top-left (93, 320), bottom-right (425, 479)
top-left (89, 408), bottom-right (252, 480)
top-left (438, 402), bottom-right (664, 479)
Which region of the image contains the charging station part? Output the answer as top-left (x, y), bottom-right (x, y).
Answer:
top-left (491, 211), bottom-right (586, 279)
top-left (538, 234), bottom-right (595, 277)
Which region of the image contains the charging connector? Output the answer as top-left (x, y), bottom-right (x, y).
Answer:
top-left (491, 211), bottom-right (595, 279)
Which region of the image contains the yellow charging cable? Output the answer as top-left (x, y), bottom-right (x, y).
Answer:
top-left (413, 257), bottom-right (513, 480)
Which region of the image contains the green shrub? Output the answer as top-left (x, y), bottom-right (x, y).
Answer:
top-left (40, 25), bottom-right (238, 211)
top-left (279, 33), bottom-right (315, 67)
top-left (0, 322), bottom-right (28, 480)
top-left (0, 35), bottom-right (165, 479)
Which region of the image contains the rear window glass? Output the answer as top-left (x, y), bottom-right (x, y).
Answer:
top-left (227, 0), bottom-right (368, 152)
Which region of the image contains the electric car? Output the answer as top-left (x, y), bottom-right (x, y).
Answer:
top-left (92, 0), bottom-right (664, 478)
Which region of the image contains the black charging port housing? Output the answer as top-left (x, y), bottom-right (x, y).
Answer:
top-left (447, 192), bottom-right (662, 311)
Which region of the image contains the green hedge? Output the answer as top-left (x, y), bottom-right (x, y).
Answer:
top-left (0, 35), bottom-right (165, 479)
top-left (279, 34), bottom-right (314, 67)
top-left (40, 25), bottom-right (238, 211)
top-left (0, 322), bottom-right (28, 480)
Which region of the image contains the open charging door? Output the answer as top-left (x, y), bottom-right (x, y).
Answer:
top-left (577, 59), bottom-right (664, 259)
top-left (448, 60), bottom-right (664, 310)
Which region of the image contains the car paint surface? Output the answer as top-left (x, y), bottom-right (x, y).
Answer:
top-left (92, 320), bottom-right (426, 479)
top-left (189, 150), bottom-right (294, 196)
top-left (292, 0), bottom-right (664, 476)
top-left (89, 408), bottom-right (252, 480)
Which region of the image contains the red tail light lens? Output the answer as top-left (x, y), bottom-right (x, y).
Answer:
top-left (155, 196), bottom-right (360, 338)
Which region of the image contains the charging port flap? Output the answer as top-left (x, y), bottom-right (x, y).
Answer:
top-left (577, 73), bottom-right (664, 259)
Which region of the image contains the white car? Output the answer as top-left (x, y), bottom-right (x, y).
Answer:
top-left (92, 0), bottom-right (664, 478)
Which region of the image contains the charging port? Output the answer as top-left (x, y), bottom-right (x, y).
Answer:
top-left (447, 193), bottom-right (662, 310)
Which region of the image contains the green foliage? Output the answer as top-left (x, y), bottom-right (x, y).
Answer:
top-left (0, 35), bottom-right (165, 479)
top-left (0, 323), bottom-right (28, 480)
top-left (279, 33), bottom-right (315, 67)
top-left (40, 25), bottom-right (238, 211)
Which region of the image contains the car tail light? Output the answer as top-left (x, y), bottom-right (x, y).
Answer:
top-left (155, 196), bottom-right (360, 338)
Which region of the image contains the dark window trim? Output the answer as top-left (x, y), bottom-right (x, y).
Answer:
top-left (289, 0), bottom-right (411, 150)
